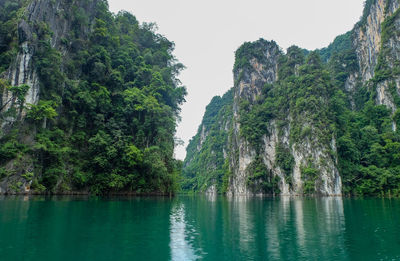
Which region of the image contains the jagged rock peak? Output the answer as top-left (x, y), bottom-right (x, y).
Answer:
top-left (183, 0), bottom-right (400, 197)
top-left (233, 39), bottom-right (282, 103)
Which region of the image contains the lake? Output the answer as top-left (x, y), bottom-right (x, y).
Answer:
top-left (0, 195), bottom-right (399, 260)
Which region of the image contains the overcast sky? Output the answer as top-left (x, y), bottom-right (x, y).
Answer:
top-left (108, 0), bottom-right (365, 160)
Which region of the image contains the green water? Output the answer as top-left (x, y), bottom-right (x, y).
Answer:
top-left (0, 196), bottom-right (399, 261)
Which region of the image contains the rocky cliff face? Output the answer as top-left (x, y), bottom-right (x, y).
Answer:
top-left (0, 0), bottom-right (186, 195)
top-left (183, 0), bottom-right (400, 196)
top-left (184, 40), bottom-right (342, 196)
top-left (351, 0), bottom-right (400, 124)
top-left (352, 0), bottom-right (399, 81)
top-left (1, 0), bottom-right (97, 132)
top-left (182, 89), bottom-right (233, 192)
top-left (352, 0), bottom-right (389, 83)
top-left (228, 41), bottom-right (280, 196)
top-left (0, 0), bottom-right (99, 194)
top-left (226, 41), bottom-right (341, 196)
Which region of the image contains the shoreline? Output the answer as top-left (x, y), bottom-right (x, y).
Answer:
top-left (0, 192), bottom-right (398, 199)
top-left (0, 191), bottom-right (174, 197)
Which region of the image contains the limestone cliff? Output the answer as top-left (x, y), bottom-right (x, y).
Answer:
top-left (0, 0), bottom-right (99, 194)
top-left (226, 41), bottom-right (341, 196)
top-left (184, 40), bottom-right (342, 196)
top-left (182, 89), bottom-right (233, 193)
top-left (183, 0), bottom-right (400, 196)
top-left (0, 0), bottom-right (186, 195)
top-left (228, 41), bottom-right (281, 196)
top-left (1, 0), bottom-right (98, 131)
top-left (350, 0), bottom-right (400, 123)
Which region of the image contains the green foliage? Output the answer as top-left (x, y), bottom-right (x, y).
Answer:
top-left (0, 0), bottom-right (26, 73)
top-left (239, 100), bottom-right (272, 150)
top-left (0, 2), bottom-right (186, 194)
top-left (0, 167), bottom-right (12, 180)
top-left (331, 6), bottom-right (400, 197)
top-left (221, 159), bottom-right (232, 193)
top-left (301, 166), bottom-right (318, 194)
top-left (319, 31), bottom-right (353, 62)
top-left (0, 139), bottom-right (21, 162)
top-left (234, 39), bottom-right (280, 72)
top-left (186, 15), bottom-right (400, 197)
top-left (275, 144), bottom-right (295, 186)
top-left (355, 166), bottom-right (400, 196)
top-left (246, 156), bottom-right (280, 195)
top-left (239, 48), bottom-right (336, 152)
top-left (184, 2), bottom-right (400, 197)
top-left (394, 109), bottom-right (400, 126)
top-left (8, 84), bottom-right (30, 106)
top-left (26, 101), bottom-right (58, 121)
top-left (188, 43), bottom-right (340, 194)
top-left (31, 178), bottom-right (46, 193)
top-left (374, 8), bottom-right (400, 83)
top-left (0, 132), bottom-right (27, 164)
top-left (328, 49), bottom-right (358, 88)
top-left (21, 171), bottom-right (34, 181)
top-left (332, 66), bottom-right (400, 196)
top-left (9, 180), bottom-right (23, 192)
top-left (337, 117), bottom-right (400, 196)
top-left (182, 89), bottom-right (233, 192)
top-left (33, 29), bottom-right (65, 100)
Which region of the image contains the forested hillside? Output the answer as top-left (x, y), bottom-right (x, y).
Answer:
top-left (183, 0), bottom-right (400, 196)
top-left (182, 89), bottom-right (233, 193)
top-left (0, 0), bottom-right (186, 194)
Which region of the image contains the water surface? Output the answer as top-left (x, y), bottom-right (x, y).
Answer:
top-left (0, 196), bottom-right (399, 260)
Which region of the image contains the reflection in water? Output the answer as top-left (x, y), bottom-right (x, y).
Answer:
top-left (235, 196), bottom-right (255, 258)
top-left (318, 197), bottom-right (347, 259)
top-left (266, 196), bottom-right (290, 260)
top-left (170, 196), bottom-right (350, 260)
top-left (169, 203), bottom-right (201, 261)
top-left (1, 196), bottom-right (399, 260)
top-left (294, 198), bottom-right (305, 251)
top-left (294, 197), bottom-right (348, 260)
top-left (205, 192), bottom-right (217, 202)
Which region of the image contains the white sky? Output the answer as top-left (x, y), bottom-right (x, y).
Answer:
top-left (108, 0), bottom-right (365, 160)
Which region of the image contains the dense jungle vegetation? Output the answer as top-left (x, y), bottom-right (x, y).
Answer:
top-left (182, 89), bottom-right (233, 192)
top-left (0, 0), bottom-right (186, 194)
top-left (183, 28), bottom-right (400, 196)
